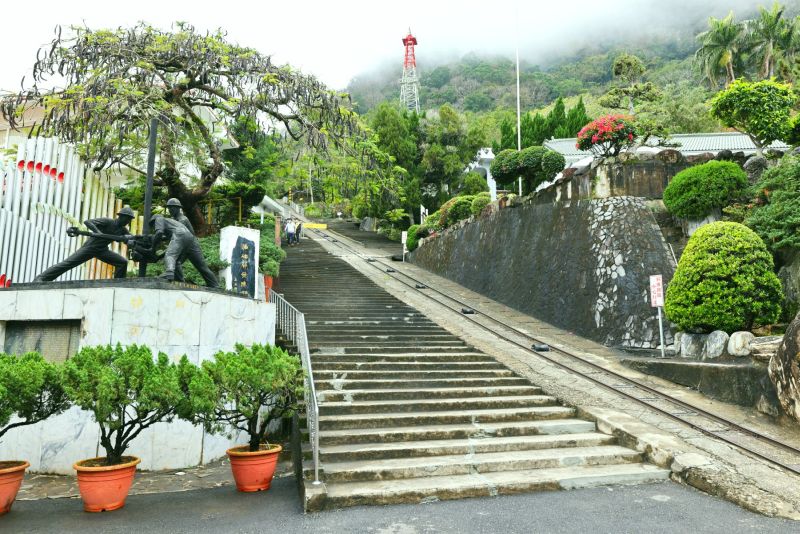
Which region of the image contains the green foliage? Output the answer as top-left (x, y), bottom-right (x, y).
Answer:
top-left (664, 222), bottom-right (783, 333)
top-left (695, 12), bottom-right (746, 87)
top-left (0, 352), bottom-right (69, 441)
top-left (663, 161), bottom-right (748, 219)
top-left (406, 224), bottom-right (420, 251)
top-left (445, 196), bottom-right (475, 226)
top-left (260, 235), bottom-right (285, 277)
top-left (788, 114), bottom-right (800, 146)
top-left (471, 192), bottom-right (492, 217)
top-left (61, 345), bottom-right (188, 465)
top-left (185, 344), bottom-right (303, 452)
top-left (384, 208), bottom-right (408, 225)
top-left (460, 172), bottom-right (489, 195)
top-left (490, 149), bottom-right (521, 185)
top-left (304, 204), bottom-right (323, 218)
top-left (541, 150), bottom-right (567, 181)
top-left (746, 156), bottom-right (800, 256)
top-left (599, 53), bottom-right (661, 115)
top-left (710, 79), bottom-right (796, 153)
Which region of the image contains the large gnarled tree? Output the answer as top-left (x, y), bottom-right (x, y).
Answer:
top-left (1, 23), bottom-right (359, 234)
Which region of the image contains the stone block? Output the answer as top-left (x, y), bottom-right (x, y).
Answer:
top-left (728, 331), bottom-right (755, 357)
top-left (673, 332), bottom-right (683, 356)
top-left (0, 291), bottom-right (17, 319)
top-left (680, 333), bottom-right (706, 359)
top-left (704, 330), bottom-right (729, 360)
top-left (110, 288), bottom-right (160, 346)
top-left (14, 290), bottom-right (64, 320)
top-left (198, 293), bottom-right (232, 346)
top-left (156, 290), bottom-right (203, 346)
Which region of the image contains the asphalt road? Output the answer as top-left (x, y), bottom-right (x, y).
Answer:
top-left (4, 477), bottom-right (799, 534)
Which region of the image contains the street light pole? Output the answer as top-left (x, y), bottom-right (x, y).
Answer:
top-left (515, 12), bottom-right (522, 197)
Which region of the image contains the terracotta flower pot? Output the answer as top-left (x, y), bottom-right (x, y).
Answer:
top-left (226, 444), bottom-right (282, 492)
top-left (0, 461), bottom-right (29, 516)
top-left (73, 456), bottom-right (141, 512)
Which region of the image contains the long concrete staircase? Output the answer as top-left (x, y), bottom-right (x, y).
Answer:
top-left (278, 238), bottom-right (669, 511)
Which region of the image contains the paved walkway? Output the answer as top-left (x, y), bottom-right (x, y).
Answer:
top-left (5, 476), bottom-right (799, 533)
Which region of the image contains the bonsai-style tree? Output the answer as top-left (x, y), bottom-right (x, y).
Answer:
top-left (710, 79), bottom-right (796, 156)
top-left (599, 54), bottom-right (661, 115)
top-left (663, 161), bottom-right (748, 220)
top-left (489, 149), bottom-right (521, 187)
top-left (187, 344), bottom-right (303, 452)
top-left (1, 23), bottom-right (359, 234)
top-left (61, 345), bottom-right (188, 466)
top-left (0, 352), bottom-right (69, 441)
top-left (665, 222), bottom-right (783, 333)
top-left (576, 115), bottom-right (638, 158)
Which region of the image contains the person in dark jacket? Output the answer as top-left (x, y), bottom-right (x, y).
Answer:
top-left (151, 215), bottom-right (218, 287)
top-left (34, 206), bottom-right (135, 282)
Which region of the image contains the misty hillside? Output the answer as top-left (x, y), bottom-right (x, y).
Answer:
top-left (347, 35), bottom-right (704, 115)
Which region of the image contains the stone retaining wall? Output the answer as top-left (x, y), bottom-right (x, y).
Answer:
top-left (411, 196), bottom-right (676, 348)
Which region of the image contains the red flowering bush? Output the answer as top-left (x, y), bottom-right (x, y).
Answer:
top-left (576, 115), bottom-right (637, 157)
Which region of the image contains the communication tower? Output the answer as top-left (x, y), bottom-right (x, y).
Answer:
top-left (400, 29), bottom-right (420, 113)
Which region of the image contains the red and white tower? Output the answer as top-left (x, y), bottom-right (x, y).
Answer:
top-left (400, 29), bottom-right (420, 113)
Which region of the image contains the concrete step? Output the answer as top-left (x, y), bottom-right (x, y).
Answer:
top-left (308, 320), bottom-right (437, 326)
top-left (313, 361), bottom-right (507, 372)
top-left (312, 354), bottom-right (498, 363)
top-left (308, 464), bottom-right (671, 510)
top-left (318, 395), bottom-right (558, 415)
top-left (313, 377), bottom-right (532, 390)
top-left (316, 385), bottom-right (543, 402)
top-left (309, 334), bottom-right (466, 343)
top-left (314, 433), bottom-right (616, 462)
top-left (318, 406), bottom-right (576, 430)
top-left (311, 347), bottom-right (477, 355)
top-left (316, 419), bottom-right (598, 445)
top-left (317, 446), bottom-right (644, 483)
top-left (313, 369), bottom-right (516, 380)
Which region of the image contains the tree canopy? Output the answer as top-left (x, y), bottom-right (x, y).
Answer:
top-left (1, 23), bottom-right (360, 233)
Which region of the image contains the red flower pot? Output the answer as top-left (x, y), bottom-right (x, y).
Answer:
top-left (0, 461), bottom-right (29, 516)
top-left (226, 444), bottom-right (282, 492)
top-left (73, 456), bottom-right (141, 512)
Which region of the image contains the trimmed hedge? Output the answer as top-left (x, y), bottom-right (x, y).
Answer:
top-left (471, 192), bottom-right (492, 217)
top-left (406, 224), bottom-right (420, 251)
top-left (663, 161), bottom-right (747, 220)
top-left (664, 221), bottom-right (783, 333)
top-left (446, 196), bottom-right (474, 226)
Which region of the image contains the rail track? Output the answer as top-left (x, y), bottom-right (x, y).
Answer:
top-left (305, 223), bottom-right (800, 478)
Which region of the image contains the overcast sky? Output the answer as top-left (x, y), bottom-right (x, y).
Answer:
top-left (0, 0), bottom-right (788, 92)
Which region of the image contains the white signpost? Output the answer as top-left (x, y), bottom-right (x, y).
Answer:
top-left (650, 274), bottom-right (666, 357)
top-left (401, 231), bottom-right (408, 262)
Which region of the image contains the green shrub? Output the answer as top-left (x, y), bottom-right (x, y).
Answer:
top-left (61, 344), bottom-right (189, 465)
top-left (489, 149), bottom-right (521, 186)
top-left (663, 161), bottom-right (747, 219)
top-left (406, 224), bottom-right (420, 251)
top-left (186, 344), bottom-right (303, 452)
top-left (460, 172), bottom-right (489, 195)
top-left (541, 150), bottom-right (566, 182)
top-left (304, 203), bottom-right (323, 218)
top-left (0, 352), bottom-right (70, 440)
top-left (746, 156), bottom-right (800, 256)
top-left (665, 222), bottom-right (783, 333)
top-left (471, 192), bottom-right (492, 217)
top-left (446, 196), bottom-right (474, 226)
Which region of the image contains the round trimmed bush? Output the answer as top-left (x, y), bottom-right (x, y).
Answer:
top-left (445, 196), bottom-right (474, 226)
top-left (665, 221), bottom-right (783, 333)
top-left (663, 161), bottom-right (747, 220)
top-left (471, 192), bottom-right (491, 217)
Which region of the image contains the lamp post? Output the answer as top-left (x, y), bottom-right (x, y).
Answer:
top-left (138, 117), bottom-right (158, 277)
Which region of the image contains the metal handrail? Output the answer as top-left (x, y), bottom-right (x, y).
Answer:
top-left (269, 290), bottom-right (320, 485)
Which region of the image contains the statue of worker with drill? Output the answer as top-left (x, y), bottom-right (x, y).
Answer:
top-left (34, 206), bottom-right (135, 282)
top-left (151, 203), bottom-right (218, 287)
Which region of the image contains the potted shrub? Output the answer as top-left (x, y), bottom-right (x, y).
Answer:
top-left (0, 352), bottom-right (69, 515)
top-left (260, 238), bottom-right (286, 300)
top-left (187, 344), bottom-right (303, 492)
top-left (61, 344), bottom-right (187, 512)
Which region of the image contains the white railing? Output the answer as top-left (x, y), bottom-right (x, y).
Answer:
top-left (269, 290), bottom-right (320, 485)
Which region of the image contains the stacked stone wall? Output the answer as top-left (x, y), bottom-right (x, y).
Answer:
top-left (411, 197), bottom-right (676, 348)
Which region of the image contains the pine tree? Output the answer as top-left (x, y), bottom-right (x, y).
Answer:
top-left (545, 97), bottom-right (567, 139)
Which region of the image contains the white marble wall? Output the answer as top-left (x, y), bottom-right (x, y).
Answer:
top-left (0, 287), bottom-right (275, 473)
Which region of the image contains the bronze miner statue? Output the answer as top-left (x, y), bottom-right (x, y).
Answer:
top-left (151, 214), bottom-right (218, 288)
top-left (166, 197), bottom-right (195, 234)
top-left (34, 206), bottom-right (135, 282)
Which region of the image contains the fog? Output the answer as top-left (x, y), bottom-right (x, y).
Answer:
top-left (0, 0), bottom-right (796, 92)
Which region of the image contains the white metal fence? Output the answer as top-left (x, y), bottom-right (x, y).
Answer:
top-left (268, 290), bottom-right (320, 484)
top-left (0, 136), bottom-right (145, 284)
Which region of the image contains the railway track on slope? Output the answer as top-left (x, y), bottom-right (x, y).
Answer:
top-left (305, 224), bottom-right (800, 478)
